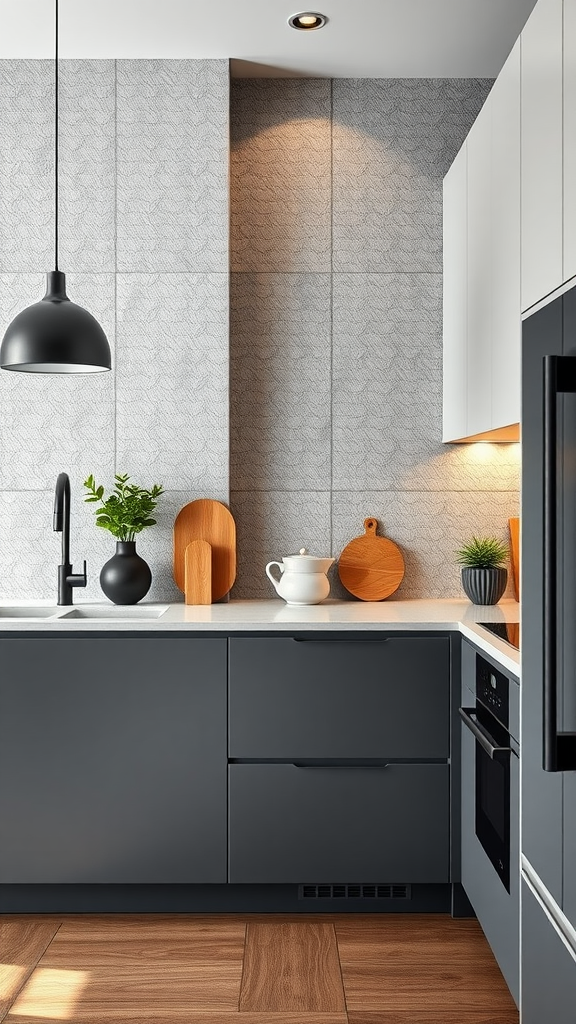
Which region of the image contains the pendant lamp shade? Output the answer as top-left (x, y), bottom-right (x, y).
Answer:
top-left (0, 272), bottom-right (111, 373)
top-left (0, 0), bottom-right (112, 375)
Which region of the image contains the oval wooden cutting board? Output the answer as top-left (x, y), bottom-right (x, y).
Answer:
top-left (174, 499), bottom-right (236, 601)
top-left (338, 518), bottom-right (405, 601)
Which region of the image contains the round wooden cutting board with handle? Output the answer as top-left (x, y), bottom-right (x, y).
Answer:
top-left (173, 499), bottom-right (236, 601)
top-left (338, 517), bottom-right (405, 601)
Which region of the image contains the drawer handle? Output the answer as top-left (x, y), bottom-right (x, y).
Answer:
top-left (292, 638), bottom-right (391, 644)
top-left (292, 761), bottom-right (390, 769)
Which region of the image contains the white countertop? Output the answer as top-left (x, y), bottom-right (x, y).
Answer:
top-left (0, 598), bottom-right (520, 675)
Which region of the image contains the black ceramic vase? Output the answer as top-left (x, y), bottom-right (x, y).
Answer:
top-left (461, 566), bottom-right (507, 605)
top-left (100, 541), bottom-right (152, 605)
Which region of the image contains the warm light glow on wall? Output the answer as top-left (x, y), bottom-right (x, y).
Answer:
top-left (463, 441), bottom-right (521, 466)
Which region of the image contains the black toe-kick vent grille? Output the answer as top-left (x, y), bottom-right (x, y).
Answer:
top-left (299, 884), bottom-right (411, 900)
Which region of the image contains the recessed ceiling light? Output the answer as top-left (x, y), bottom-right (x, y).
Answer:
top-left (288, 12), bottom-right (328, 30)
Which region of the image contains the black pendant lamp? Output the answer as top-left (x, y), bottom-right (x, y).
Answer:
top-left (0, 0), bottom-right (111, 374)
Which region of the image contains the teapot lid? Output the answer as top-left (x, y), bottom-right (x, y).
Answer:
top-left (281, 547), bottom-right (335, 572)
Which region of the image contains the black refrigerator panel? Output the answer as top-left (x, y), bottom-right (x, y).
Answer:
top-left (521, 293), bottom-right (563, 905)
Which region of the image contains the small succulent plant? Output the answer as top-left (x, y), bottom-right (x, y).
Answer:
top-left (456, 536), bottom-right (508, 570)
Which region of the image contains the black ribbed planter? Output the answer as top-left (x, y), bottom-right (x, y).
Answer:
top-left (461, 566), bottom-right (507, 605)
top-left (100, 541), bottom-right (152, 605)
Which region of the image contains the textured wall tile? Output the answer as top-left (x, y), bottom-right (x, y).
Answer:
top-left (230, 80), bottom-right (331, 272)
top-left (0, 273), bottom-right (115, 491)
top-left (230, 489), bottom-right (331, 599)
top-left (0, 490), bottom-right (109, 602)
top-left (331, 490), bottom-right (519, 601)
top-left (230, 272), bottom-right (331, 490)
top-left (333, 272), bottom-right (443, 489)
top-left (0, 61), bottom-right (53, 271)
top-left (115, 273), bottom-right (229, 493)
top-left (332, 79), bottom-right (493, 272)
top-left (117, 60), bottom-right (229, 272)
top-left (0, 491), bottom-right (64, 601)
top-left (58, 60), bottom-right (115, 272)
top-left (416, 442), bottom-right (521, 492)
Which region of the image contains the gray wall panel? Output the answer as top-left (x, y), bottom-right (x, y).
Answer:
top-left (230, 78), bottom-right (519, 599)
top-left (0, 59), bottom-right (229, 602)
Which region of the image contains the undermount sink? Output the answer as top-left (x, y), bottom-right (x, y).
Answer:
top-left (0, 606), bottom-right (58, 619)
top-left (60, 606), bottom-right (168, 620)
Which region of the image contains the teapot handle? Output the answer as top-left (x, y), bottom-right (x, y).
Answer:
top-left (265, 561), bottom-right (284, 593)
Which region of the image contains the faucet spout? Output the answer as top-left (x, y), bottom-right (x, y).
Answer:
top-left (53, 472), bottom-right (71, 565)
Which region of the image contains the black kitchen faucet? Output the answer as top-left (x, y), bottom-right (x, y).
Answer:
top-left (53, 472), bottom-right (87, 605)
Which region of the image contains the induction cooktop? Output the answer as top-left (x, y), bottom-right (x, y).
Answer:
top-left (478, 621), bottom-right (520, 651)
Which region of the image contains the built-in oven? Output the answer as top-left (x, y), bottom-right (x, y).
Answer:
top-left (459, 641), bottom-right (520, 1005)
top-left (459, 655), bottom-right (515, 893)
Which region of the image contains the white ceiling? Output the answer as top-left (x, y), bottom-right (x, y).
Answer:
top-left (0, 0), bottom-right (537, 78)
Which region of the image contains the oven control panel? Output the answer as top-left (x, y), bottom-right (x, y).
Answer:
top-left (476, 655), bottom-right (509, 728)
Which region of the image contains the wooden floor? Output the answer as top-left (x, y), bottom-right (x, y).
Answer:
top-left (0, 914), bottom-right (519, 1024)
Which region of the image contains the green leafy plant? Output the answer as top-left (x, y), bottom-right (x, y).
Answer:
top-left (456, 535), bottom-right (508, 569)
top-left (84, 474), bottom-right (164, 542)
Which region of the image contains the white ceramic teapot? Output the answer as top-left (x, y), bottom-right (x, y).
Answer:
top-left (266, 548), bottom-right (335, 605)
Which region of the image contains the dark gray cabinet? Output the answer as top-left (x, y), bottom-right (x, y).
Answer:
top-left (229, 762), bottom-right (449, 883)
top-left (521, 879), bottom-right (576, 1024)
top-left (229, 636), bottom-right (449, 759)
top-left (228, 635), bottom-right (450, 883)
top-left (0, 638), bottom-right (227, 883)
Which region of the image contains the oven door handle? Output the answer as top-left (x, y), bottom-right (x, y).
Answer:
top-left (459, 707), bottom-right (511, 761)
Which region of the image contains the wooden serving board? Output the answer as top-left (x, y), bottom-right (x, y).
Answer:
top-left (509, 517), bottom-right (520, 601)
top-left (174, 499), bottom-right (236, 601)
top-left (184, 540), bottom-right (212, 605)
top-left (338, 517), bottom-right (405, 601)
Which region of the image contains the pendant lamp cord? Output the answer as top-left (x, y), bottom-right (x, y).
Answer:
top-left (54, 0), bottom-right (59, 271)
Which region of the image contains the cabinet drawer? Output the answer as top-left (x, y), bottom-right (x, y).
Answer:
top-left (229, 637), bottom-right (449, 759)
top-left (229, 763), bottom-right (449, 883)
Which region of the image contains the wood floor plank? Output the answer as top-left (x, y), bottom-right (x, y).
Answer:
top-left (240, 922), bottom-right (346, 1013)
top-left (5, 1015), bottom-right (348, 1024)
top-left (4, 963), bottom-right (242, 1019)
top-left (39, 915), bottom-right (246, 966)
top-left (0, 917), bottom-right (62, 1021)
top-left (5, 917), bottom-right (246, 1021)
top-left (335, 915), bottom-right (518, 1020)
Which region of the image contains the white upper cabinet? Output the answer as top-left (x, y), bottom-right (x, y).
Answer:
top-left (466, 100), bottom-right (493, 438)
top-left (442, 40), bottom-right (521, 442)
top-left (521, 0), bottom-right (563, 312)
top-left (491, 39), bottom-right (521, 428)
top-left (565, 0), bottom-right (576, 283)
top-left (442, 144), bottom-right (468, 442)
